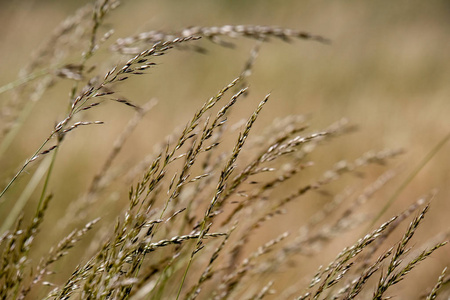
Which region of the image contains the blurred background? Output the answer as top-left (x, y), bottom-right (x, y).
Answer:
top-left (1, 0), bottom-right (449, 298)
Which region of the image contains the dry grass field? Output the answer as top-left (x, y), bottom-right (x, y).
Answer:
top-left (0, 1), bottom-right (449, 299)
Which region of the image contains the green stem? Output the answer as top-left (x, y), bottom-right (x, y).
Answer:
top-left (175, 219), bottom-right (207, 300)
top-left (0, 156), bottom-right (52, 233)
top-left (0, 98), bottom-right (37, 158)
top-left (36, 146), bottom-right (59, 215)
top-left (176, 255), bottom-right (195, 300)
top-left (0, 68), bottom-right (51, 96)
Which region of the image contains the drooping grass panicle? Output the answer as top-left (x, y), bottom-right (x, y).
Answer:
top-left (57, 99), bottom-right (158, 229)
top-left (0, 35), bottom-right (202, 203)
top-left (111, 25), bottom-right (330, 55)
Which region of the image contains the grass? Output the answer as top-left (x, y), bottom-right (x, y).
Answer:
top-left (0, 0), bottom-right (449, 299)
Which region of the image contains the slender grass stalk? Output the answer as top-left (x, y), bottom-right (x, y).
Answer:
top-left (368, 131), bottom-right (450, 229)
top-left (0, 68), bottom-right (51, 96)
top-left (0, 156), bottom-right (51, 233)
top-left (0, 133), bottom-right (55, 202)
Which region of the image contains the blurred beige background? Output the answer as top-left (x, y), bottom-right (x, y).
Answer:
top-left (1, 1), bottom-right (449, 298)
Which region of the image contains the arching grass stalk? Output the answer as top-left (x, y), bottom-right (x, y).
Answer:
top-left (368, 131), bottom-right (450, 230)
top-left (0, 133), bottom-right (55, 202)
